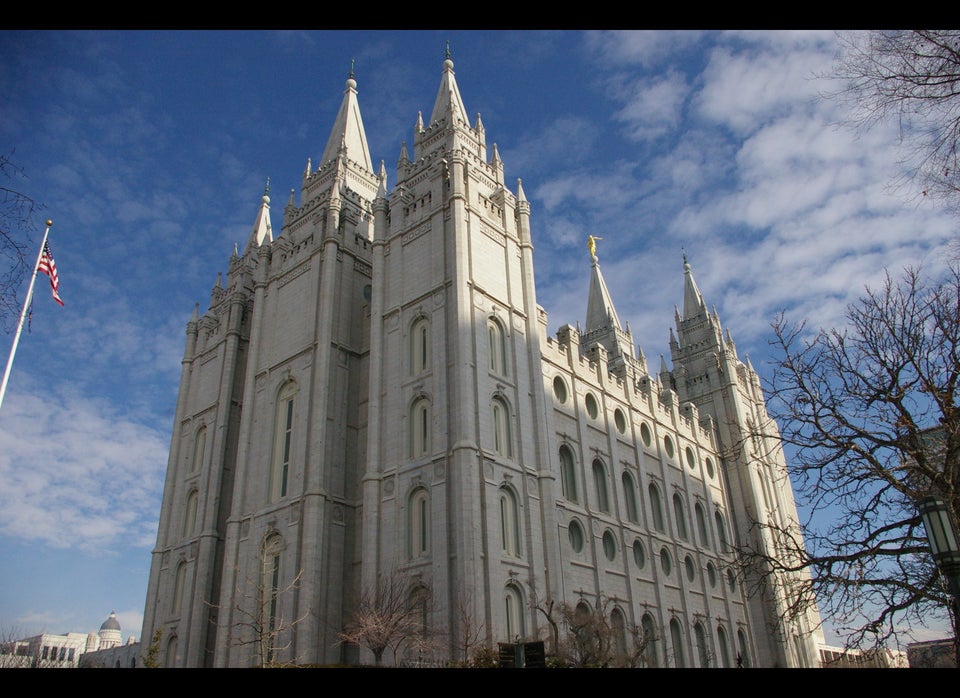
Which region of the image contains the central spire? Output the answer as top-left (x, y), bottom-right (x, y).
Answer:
top-left (319, 65), bottom-right (373, 172)
top-left (429, 44), bottom-right (469, 127)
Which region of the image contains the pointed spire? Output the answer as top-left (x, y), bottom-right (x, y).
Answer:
top-left (475, 112), bottom-right (485, 133)
top-left (286, 188), bottom-right (296, 210)
top-left (304, 157), bottom-right (312, 178)
top-left (232, 242), bottom-right (239, 259)
top-left (190, 302), bottom-right (199, 323)
top-left (682, 252), bottom-right (706, 320)
top-left (319, 65), bottom-right (373, 171)
top-left (244, 180), bottom-right (274, 253)
top-left (516, 178), bottom-right (527, 202)
top-left (491, 143), bottom-right (501, 167)
top-left (399, 141), bottom-right (410, 165)
top-left (429, 43), bottom-right (469, 127)
top-left (585, 236), bottom-right (623, 334)
top-left (416, 111), bottom-right (424, 133)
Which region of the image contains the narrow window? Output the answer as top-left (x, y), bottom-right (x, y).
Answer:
top-left (641, 613), bottom-right (658, 667)
top-left (500, 488), bottom-right (520, 557)
top-left (262, 534), bottom-right (283, 665)
top-left (649, 483), bottom-right (664, 531)
top-left (409, 488), bottom-right (430, 558)
top-left (504, 585), bottom-right (524, 641)
top-left (717, 625), bottom-right (731, 667)
top-left (191, 426), bottom-right (206, 473)
top-left (593, 459), bottom-right (610, 513)
top-left (492, 397), bottom-right (512, 457)
top-left (410, 397), bottom-right (431, 458)
top-left (165, 636), bottom-right (178, 668)
top-left (410, 317), bottom-right (430, 375)
top-left (695, 502), bottom-right (710, 548)
top-left (694, 622), bottom-right (710, 667)
top-left (673, 493), bottom-right (688, 539)
top-left (716, 510), bottom-right (729, 553)
top-left (270, 382), bottom-right (296, 501)
top-left (670, 618), bottom-right (685, 668)
top-left (488, 317), bottom-right (507, 376)
top-left (171, 562), bottom-right (186, 616)
top-left (183, 490), bottom-right (198, 539)
top-left (622, 471), bottom-right (639, 522)
top-left (559, 445), bottom-right (578, 502)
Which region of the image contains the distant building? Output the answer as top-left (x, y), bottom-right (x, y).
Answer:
top-left (1, 611), bottom-right (130, 668)
top-left (819, 644), bottom-right (908, 668)
top-left (906, 638), bottom-right (957, 668)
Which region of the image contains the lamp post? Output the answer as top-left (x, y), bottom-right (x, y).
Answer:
top-left (918, 495), bottom-right (960, 607)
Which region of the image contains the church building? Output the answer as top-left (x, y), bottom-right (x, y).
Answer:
top-left (140, 50), bottom-right (824, 668)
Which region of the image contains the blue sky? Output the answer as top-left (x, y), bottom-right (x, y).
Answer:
top-left (0, 29), bottom-right (955, 649)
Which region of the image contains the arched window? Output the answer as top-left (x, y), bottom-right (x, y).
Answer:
top-left (669, 618), bottom-right (685, 668)
top-left (410, 317), bottom-right (430, 375)
top-left (270, 382), bottom-right (297, 501)
top-left (559, 445), bottom-right (578, 502)
top-left (262, 533), bottom-right (283, 665)
top-left (649, 483), bottom-right (665, 531)
top-left (408, 585), bottom-right (430, 640)
top-left (504, 585), bottom-right (524, 641)
top-left (171, 561), bottom-right (186, 616)
top-left (694, 621), bottom-right (710, 667)
top-left (165, 635), bottom-right (178, 668)
top-left (487, 317), bottom-right (507, 376)
top-left (500, 487), bottom-right (520, 557)
top-left (737, 629), bottom-right (751, 668)
top-left (183, 490), bottom-right (198, 539)
top-left (593, 459), bottom-right (610, 513)
top-left (610, 608), bottom-right (627, 663)
top-left (191, 426), bottom-right (206, 473)
top-left (492, 396), bottom-right (512, 457)
top-left (409, 488), bottom-right (430, 558)
top-left (641, 613), bottom-right (658, 667)
top-left (673, 493), bottom-right (688, 539)
top-left (715, 510), bottom-right (729, 553)
top-left (622, 471), bottom-right (639, 522)
top-left (410, 396), bottom-right (431, 458)
top-left (717, 624), bottom-right (731, 668)
top-left (695, 502), bottom-right (710, 548)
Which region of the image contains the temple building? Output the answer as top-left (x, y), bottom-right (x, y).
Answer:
top-left (141, 51), bottom-right (824, 668)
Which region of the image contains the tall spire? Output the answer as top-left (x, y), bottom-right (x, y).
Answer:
top-left (584, 236), bottom-right (622, 333)
top-left (244, 179), bottom-right (273, 253)
top-left (682, 252), bottom-right (706, 320)
top-left (429, 42), bottom-right (469, 127)
top-left (319, 64), bottom-right (373, 172)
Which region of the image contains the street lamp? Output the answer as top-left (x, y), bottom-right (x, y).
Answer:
top-left (918, 495), bottom-right (960, 602)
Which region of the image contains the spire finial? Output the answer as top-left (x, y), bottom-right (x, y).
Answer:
top-left (349, 58), bottom-right (355, 79)
top-left (264, 177), bottom-right (270, 196)
top-left (588, 234), bottom-right (603, 260)
top-left (445, 40), bottom-right (451, 60)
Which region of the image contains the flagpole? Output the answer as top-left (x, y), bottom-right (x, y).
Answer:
top-left (0, 220), bottom-right (53, 413)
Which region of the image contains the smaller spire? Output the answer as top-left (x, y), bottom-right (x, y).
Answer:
top-left (475, 112), bottom-right (484, 133)
top-left (516, 178), bottom-right (527, 202)
top-left (304, 157), bottom-right (312, 177)
top-left (491, 143), bottom-right (501, 166)
top-left (190, 302), bottom-right (199, 322)
top-left (416, 111), bottom-right (424, 133)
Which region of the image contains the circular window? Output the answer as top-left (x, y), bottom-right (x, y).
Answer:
top-left (640, 422), bottom-right (652, 447)
top-left (602, 530), bottom-right (617, 561)
top-left (685, 447), bottom-right (696, 469)
top-left (585, 393), bottom-right (599, 419)
top-left (569, 520), bottom-right (584, 552)
top-left (705, 457), bottom-right (715, 479)
top-left (664, 435), bottom-right (675, 459)
top-left (660, 547), bottom-right (672, 575)
top-left (685, 555), bottom-right (696, 582)
top-left (727, 568), bottom-right (737, 592)
top-left (632, 539), bottom-right (646, 569)
top-left (553, 376), bottom-right (567, 404)
top-left (614, 408), bottom-right (626, 434)
top-left (707, 562), bottom-right (717, 588)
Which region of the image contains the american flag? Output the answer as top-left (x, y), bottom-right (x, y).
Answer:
top-left (37, 241), bottom-right (63, 306)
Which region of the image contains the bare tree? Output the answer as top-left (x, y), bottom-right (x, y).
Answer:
top-left (828, 31), bottom-right (960, 213)
top-left (0, 152), bottom-right (43, 333)
top-left (742, 263), bottom-right (960, 661)
top-left (338, 568), bottom-right (436, 667)
top-left (452, 584), bottom-right (486, 666)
